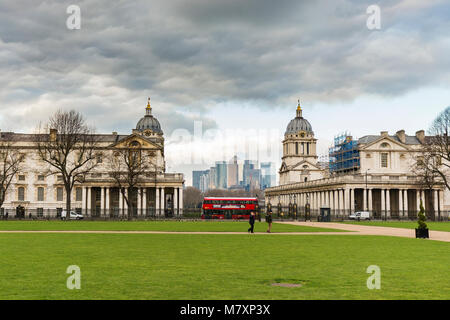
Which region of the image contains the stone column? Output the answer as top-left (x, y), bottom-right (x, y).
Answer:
top-left (381, 189), bottom-right (385, 218)
top-left (339, 189), bottom-right (344, 216)
top-left (344, 189), bottom-right (349, 216)
top-left (143, 188), bottom-right (147, 216)
top-left (124, 188), bottom-right (128, 214)
top-left (87, 187), bottom-right (91, 216)
top-left (333, 190), bottom-right (338, 216)
top-left (386, 189), bottom-right (391, 218)
top-left (105, 187), bottom-right (110, 217)
top-left (160, 187), bottom-right (165, 215)
top-left (399, 189), bottom-right (404, 217)
top-left (174, 187), bottom-right (178, 215)
top-left (416, 189), bottom-right (421, 214)
top-left (350, 189), bottom-right (355, 213)
top-left (363, 188), bottom-right (367, 212)
top-left (100, 187), bottom-right (105, 216)
top-left (439, 189), bottom-right (444, 220)
top-left (179, 187), bottom-right (184, 215)
top-left (119, 189), bottom-right (123, 216)
top-left (82, 187), bottom-right (87, 214)
top-left (404, 190), bottom-right (408, 217)
top-left (433, 189), bottom-right (439, 220)
top-left (368, 189), bottom-right (373, 212)
top-left (137, 188), bottom-right (142, 216)
top-left (155, 187), bottom-right (160, 215)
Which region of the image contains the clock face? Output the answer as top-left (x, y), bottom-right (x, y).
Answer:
top-left (299, 131), bottom-right (305, 138)
top-left (144, 130), bottom-right (152, 136)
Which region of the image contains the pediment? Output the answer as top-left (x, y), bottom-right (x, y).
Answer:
top-left (360, 136), bottom-right (410, 151)
top-left (110, 134), bottom-right (161, 150)
top-left (291, 159), bottom-right (322, 171)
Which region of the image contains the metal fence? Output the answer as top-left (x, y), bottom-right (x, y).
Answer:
top-left (0, 206), bottom-right (448, 222)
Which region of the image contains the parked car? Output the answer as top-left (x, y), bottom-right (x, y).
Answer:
top-left (349, 211), bottom-right (371, 221)
top-left (61, 210), bottom-right (84, 220)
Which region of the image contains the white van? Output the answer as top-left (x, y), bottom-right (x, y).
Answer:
top-left (61, 210), bottom-right (83, 220)
top-left (349, 211), bottom-right (370, 221)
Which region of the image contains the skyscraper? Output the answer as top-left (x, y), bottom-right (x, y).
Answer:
top-left (260, 162), bottom-right (275, 190)
top-left (227, 156), bottom-right (239, 187)
top-left (215, 161), bottom-right (227, 189)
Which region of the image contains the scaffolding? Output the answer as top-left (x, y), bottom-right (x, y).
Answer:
top-left (329, 132), bottom-right (360, 174)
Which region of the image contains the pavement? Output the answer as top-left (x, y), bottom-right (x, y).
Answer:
top-left (277, 221), bottom-right (450, 242)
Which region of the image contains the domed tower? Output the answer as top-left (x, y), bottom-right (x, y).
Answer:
top-left (134, 98), bottom-right (164, 143)
top-left (279, 100), bottom-right (323, 185)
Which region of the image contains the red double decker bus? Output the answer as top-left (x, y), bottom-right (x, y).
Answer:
top-left (202, 197), bottom-right (258, 220)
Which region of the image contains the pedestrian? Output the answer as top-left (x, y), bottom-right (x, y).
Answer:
top-left (5, 211), bottom-right (8, 220)
top-left (248, 211), bottom-right (255, 233)
top-left (266, 211), bottom-right (273, 233)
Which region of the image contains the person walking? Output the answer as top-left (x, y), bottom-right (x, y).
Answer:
top-left (248, 211), bottom-right (255, 233)
top-left (266, 211), bottom-right (273, 233)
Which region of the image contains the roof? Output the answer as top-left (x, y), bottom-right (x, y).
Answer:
top-left (358, 135), bottom-right (424, 145)
top-left (0, 132), bottom-right (160, 144)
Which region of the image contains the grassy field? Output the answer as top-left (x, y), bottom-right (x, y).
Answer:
top-left (0, 220), bottom-right (344, 233)
top-left (0, 233), bottom-right (448, 300)
top-left (342, 221), bottom-right (450, 232)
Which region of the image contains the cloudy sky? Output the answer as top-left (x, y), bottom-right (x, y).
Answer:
top-left (1, 0), bottom-right (450, 185)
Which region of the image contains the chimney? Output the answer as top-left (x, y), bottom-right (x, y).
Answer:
top-left (380, 131), bottom-right (388, 137)
top-left (416, 130), bottom-right (425, 144)
top-left (49, 129), bottom-right (57, 142)
top-left (396, 130), bottom-right (406, 144)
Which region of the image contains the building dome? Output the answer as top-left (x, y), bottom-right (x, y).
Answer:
top-left (136, 98), bottom-right (163, 134)
top-left (285, 100), bottom-right (313, 135)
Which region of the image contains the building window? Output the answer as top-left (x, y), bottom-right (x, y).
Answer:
top-left (57, 187), bottom-right (63, 201)
top-left (97, 154), bottom-right (103, 163)
top-left (18, 187), bottom-right (25, 201)
top-left (295, 142), bottom-right (298, 155)
top-left (76, 188), bottom-right (82, 202)
top-left (380, 142), bottom-right (390, 148)
top-left (381, 153), bottom-right (388, 168)
top-left (38, 175), bottom-right (45, 181)
top-left (57, 175), bottom-right (63, 182)
top-left (18, 175), bottom-right (25, 181)
top-left (307, 143), bottom-right (310, 155)
top-left (37, 187), bottom-right (44, 201)
top-left (37, 208), bottom-right (44, 217)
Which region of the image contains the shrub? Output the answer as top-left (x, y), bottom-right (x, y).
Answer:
top-left (417, 199), bottom-right (427, 230)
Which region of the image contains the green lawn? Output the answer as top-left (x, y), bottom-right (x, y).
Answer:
top-left (0, 233), bottom-right (448, 300)
top-left (0, 220), bottom-right (343, 233)
top-left (342, 221), bottom-right (450, 232)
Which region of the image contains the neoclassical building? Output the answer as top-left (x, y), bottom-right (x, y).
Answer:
top-left (279, 101), bottom-right (324, 184)
top-left (265, 103), bottom-right (448, 221)
top-left (0, 99), bottom-right (184, 217)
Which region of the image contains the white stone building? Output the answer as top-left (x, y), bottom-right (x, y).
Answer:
top-left (265, 104), bottom-right (448, 220)
top-left (0, 99), bottom-right (184, 218)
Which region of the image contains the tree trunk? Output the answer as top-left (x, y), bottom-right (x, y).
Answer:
top-left (65, 185), bottom-right (72, 214)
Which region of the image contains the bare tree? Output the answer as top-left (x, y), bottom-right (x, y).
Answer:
top-left (109, 145), bottom-right (154, 220)
top-left (36, 110), bottom-right (99, 214)
top-left (425, 106), bottom-right (450, 191)
top-left (183, 186), bottom-right (203, 208)
top-left (0, 142), bottom-right (25, 209)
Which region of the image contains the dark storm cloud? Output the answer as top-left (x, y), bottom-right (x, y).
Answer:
top-left (0, 0), bottom-right (449, 134)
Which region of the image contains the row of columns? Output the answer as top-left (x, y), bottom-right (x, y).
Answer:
top-left (272, 188), bottom-right (444, 217)
top-left (81, 186), bottom-right (184, 215)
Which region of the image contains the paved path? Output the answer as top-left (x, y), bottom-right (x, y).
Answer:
top-left (278, 221), bottom-right (450, 242)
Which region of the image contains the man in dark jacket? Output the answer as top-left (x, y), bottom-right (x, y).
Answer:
top-left (248, 212), bottom-right (255, 233)
top-left (266, 211), bottom-right (273, 233)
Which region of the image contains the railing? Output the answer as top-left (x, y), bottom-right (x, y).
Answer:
top-left (0, 206), bottom-right (448, 222)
